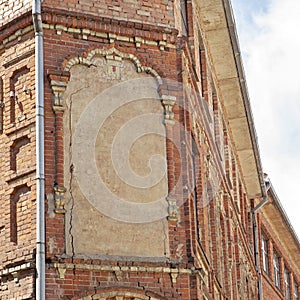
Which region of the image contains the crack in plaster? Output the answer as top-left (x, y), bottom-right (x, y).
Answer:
top-left (66, 85), bottom-right (89, 270)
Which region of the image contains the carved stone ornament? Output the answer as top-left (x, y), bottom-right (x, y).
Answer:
top-left (50, 80), bottom-right (67, 111)
top-left (170, 271), bottom-right (178, 284)
top-left (53, 185), bottom-right (67, 213)
top-left (48, 72), bottom-right (69, 112)
top-left (167, 195), bottom-right (179, 221)
top-left (161, 95), bottom-right (176, 125)
top-left (57, 266), bottom-right (66, 279)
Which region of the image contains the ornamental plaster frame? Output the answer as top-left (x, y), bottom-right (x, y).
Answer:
top-left (50, 47), bottom-right (176, 123)
top-left (48, 47), bottom-right (178, 219)
top-left (63, 47), bottom-right (163, 85)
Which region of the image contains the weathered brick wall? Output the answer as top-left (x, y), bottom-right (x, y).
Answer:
top-left (39, 2), bottom-right (213, 298)
top-left (43, 0), bottom-right (175, 28)
top-left (259, 214), bottom-right (300, 300)
top-left (0, 24), bottom-right (36, 298)
top-left (0, 1), bottom-right (262, 298)
top-left (261, 275), bottom-right (286, 300)
top-left (45, 261), bottom-right (194, 300)
top-left (0, 268), bottom-right (35, 299)
top-left (41, 16), bottom-right (179, 259)
top-left (0, 0), bottom-right (31, 27)
top-left (1, 1), bottom-right (299, 299)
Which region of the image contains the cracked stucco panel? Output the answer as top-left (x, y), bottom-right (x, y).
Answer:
top-left (63, 58), bottom-right (169, 258)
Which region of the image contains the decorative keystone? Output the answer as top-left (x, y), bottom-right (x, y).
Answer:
top-left (167, 195), bottom-right (179, 222)
top-left (55, 25), bottom-right (67, 35)
top-left (161, 95), bottom-right (176, 125)
top-left (134, 36), bottom-right (144, 48)
top-left (170, 271), bottom-right (179, 284)
top-left (57, 266), bottom-right (66, 279)
top-left (54, 185), bottom-right (67, 213)
top-left (82, 29), bottom-right (91, 40)
top-left (159, 40), bottom-right (167, 51)
top-left (108, 33), bottom-right (117, 44)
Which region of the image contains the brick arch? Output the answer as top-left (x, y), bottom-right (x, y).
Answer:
top-left (10, 135), bottom-right (31, 171)
top-left (73, 287), bottom-right (167, 300)
top-left (9, 66), bottom-right (30, 124)
top-left (10, 184), bottom-right (31, 244)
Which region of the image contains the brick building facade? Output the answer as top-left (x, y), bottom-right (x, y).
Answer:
top-left (0, 0), bottom-right (299, 299)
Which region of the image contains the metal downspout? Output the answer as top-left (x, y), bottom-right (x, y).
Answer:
top-left (32, 1), bottom-right (45, 299)
top-left (252, 176), bottom-right (271, 300)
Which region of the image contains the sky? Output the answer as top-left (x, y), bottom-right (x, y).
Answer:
top-left (231, 0), bottom-right (300, 237)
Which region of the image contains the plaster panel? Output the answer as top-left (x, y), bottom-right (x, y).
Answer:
top-left (64, 56), bottom-right (169, 258)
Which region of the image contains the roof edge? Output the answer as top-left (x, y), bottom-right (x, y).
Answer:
top-left (222, 0), bottom-right (266, 198)
top-left (268, 184), bottom-right (300, 251)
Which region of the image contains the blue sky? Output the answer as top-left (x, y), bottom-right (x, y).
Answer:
top-left (232, 0), bottom-right (270, 25)
top-left (231, 0), bottom-right (300, 237)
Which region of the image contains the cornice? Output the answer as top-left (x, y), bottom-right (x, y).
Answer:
top-left (42, 6), bottom-right (178, 36)
top-left (0, 7), bottom-right (178, 51)
top-left (0, 11), bottom-right (33, 45)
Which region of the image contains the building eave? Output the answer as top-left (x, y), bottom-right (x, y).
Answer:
top-left (194, 0), bottom-right (265, 199)
top-left (262, 185), bottom-right (300, 274)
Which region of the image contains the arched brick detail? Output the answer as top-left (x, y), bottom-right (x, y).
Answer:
top-left (10, 135), bottom-right (31, 172)
top-left (9, 66), bottom-right (30, 124)
top-left (73, 287), bottom-right (167, 300)
top-left (10, 184), bottom-right (31, 244)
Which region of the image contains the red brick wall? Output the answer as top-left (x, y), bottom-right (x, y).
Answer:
top-left (43, 0), bottom-right (175, 28)
top-left (259, 214), bottom-right (300, 300)
top-left (1, 1), bottom-right (299, 300)
top-left (45, 260), bottom-right (195, 299)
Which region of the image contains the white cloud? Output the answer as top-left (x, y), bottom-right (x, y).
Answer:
top-left (232, 0), bottom-right (300, 237)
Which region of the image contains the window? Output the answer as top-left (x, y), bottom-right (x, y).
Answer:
top-left (273, 251), bottom-right (281, 288)
top-left (284, 267), bottom-right (290, 300)
top-left (294, 283), bottom-right (299, 300)
top-left (261, 235), bottom-right (269, 274)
